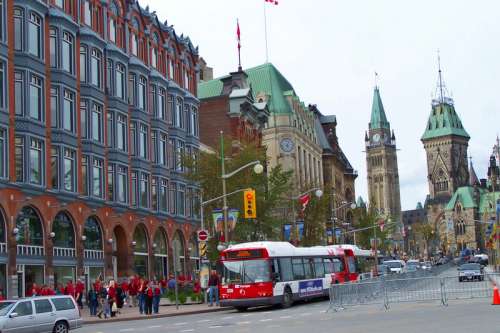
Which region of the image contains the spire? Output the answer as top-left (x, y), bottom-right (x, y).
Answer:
top-left (422, 54), bottom-right (470, 141)
top-left (369, 87), bottom-right (390, 130)
top-left (469, 157), bottom-right (480, 186)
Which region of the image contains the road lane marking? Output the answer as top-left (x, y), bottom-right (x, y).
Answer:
top-left (148, 325), bottom-right (162, 329)
top-left (279, 315), bottom-right (291, 319)
top-left (174, 322), bottom-right (188, 326)
top-left (196, 319), bottom-right (212, 323)
top-left (119, 329), bottom-right (134, 332)
top-left (222, 316), bottom-right (234, 320)
top-left (299, 313), bottom-right (312, 316)
top-left (237, 321), bottom-right (251, 325)
top-left (242, 313), bottom-right (253, 317)
top-left (262, 311), bottom-right (273, 314)
top-left (209, 325), bottom-right (223, 328)
top-left (260, 318), bottom-right (272, 322)
top-left (180, 330), bottom-right (195, 332)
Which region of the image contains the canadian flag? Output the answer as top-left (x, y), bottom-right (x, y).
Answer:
top-left (236, 19), bottom-right (241, 50)
top-left (299, 194), bottom-right (311, 213)
top-left (265, 0), bottom-right (279, 5)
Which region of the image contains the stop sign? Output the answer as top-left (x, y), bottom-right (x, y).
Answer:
top-left (198, 230), bottom-right (209, 242)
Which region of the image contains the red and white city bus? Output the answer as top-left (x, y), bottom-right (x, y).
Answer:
top-left (218, 241), bottom-right (360, 310)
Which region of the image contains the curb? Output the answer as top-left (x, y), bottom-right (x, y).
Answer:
top-left (83, 307), bottom-right (229, 325)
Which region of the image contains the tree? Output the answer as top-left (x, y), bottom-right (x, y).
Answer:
top-left (184, 139), bottom-right (293, 258)
top-left (413, 222), bottom-right (435, 257)
top-left (353, 206), bottom-right (394, 253)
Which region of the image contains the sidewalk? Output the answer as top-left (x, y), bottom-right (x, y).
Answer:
top-left (82, 303), bottom-right (228, 324)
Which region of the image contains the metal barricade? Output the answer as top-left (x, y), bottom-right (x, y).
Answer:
top-left (328, 271), bottom-right (500, 312)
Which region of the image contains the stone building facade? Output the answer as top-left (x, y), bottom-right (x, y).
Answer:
top-left (0, 0), bottom-right (201, 298)
top-left (421, 69), bottom-right (470, 254)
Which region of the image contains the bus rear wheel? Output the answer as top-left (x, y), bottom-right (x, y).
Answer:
top-left (282, 288), bottom-right (293, 308)
top-left (235, 306), bottom-right (248, 312)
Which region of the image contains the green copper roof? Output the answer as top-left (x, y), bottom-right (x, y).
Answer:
top-left (445, 186), bottom-right (479, 211)
top-left (421, 102), bottom-right (470, 141)
top-left (198, 63), bottom-right (301, 114)
top-left (479, 191), bottom-right (500, 214)
top-left (369, 87), bottom-right (390, 130)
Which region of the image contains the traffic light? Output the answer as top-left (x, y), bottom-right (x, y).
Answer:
top-left (244, 189), bottom-right (256, 218)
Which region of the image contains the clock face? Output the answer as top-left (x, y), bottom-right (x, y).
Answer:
top-left (280, 138), bottom-right (295, 153)
top-left (372, 133), bottom-right (380, 142)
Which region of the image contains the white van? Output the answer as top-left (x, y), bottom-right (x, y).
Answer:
top-left (0, 296), bottom-right (82, 333)
top-left (383, 260), bottom-right (405, 274)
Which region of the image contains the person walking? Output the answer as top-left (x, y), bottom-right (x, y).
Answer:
top-left (128, 276), bottom-right (137, 307)
top-left (152, 281), bottom-right (161, 314)
top-left (144, 282), bottom-right (153, 315)
top-left (108, 280), bottom-right (117, 318)
top-left (208, 271), bottom-right (220, 307)
top-left (75, 279), bottom-right (85, 309)
top-left (138, 278), bottom-right (145, 314)
top-left (87, 285), bottom-right (98, 316)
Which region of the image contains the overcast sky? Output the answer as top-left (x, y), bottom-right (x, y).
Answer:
top-left (141, 0), bottom-right (500, 211)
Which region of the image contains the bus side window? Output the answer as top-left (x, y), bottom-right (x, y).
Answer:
top-left (324, 258), bottom-right (333, 274)
top-left (304, 258), bottom-right (314, 279)
top-left (314, 258), bottom-right (325, 278)
top-left (272, 259), bottom-right (281, 282)
top-left (292, 258), bottom-right (305, 280)
top-left (279, 258), bottom-right (293, 282)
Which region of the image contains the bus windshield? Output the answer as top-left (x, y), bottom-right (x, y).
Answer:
top-left (221, 259), bottom-right (271, 284)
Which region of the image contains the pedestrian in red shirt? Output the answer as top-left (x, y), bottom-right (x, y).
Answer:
top-left (108, 280), bottom-right (117, 318)
top-left (160, 277), bottom-right (167, 295)
top-left (121, 280), bottom-right (129, 306)
top-left (144, 282), bottom-right (153, 315)
top-left (153, 281), bottom-right (161, 314)
top-left (75, 279), bottom-right (85, 309)
top-left (65, 280), bottom-right (75, 298)
top-left (128, 277), bottom-right (137, 308)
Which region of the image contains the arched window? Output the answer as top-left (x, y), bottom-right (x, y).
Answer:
top-left (52, 212), bottom-right (75, 248)
top-left (133, 225), bottom-right (148, 254)
top-left (130, 18), bottom-right (139, 56)
top-left (154, 229), bottom-right (168, 255)
top-left (151, 33), bottom-right (159, 69)
top-left (84, 216), bottom-right (103, 250)
top-left (16, 206), bottom-right (43, 246)
top-left (172, 231), bottom-right (185, 274)
top-left (153, 229), bottom-right (168, 279)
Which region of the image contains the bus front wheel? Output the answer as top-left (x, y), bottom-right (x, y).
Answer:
top-left (282, 288), bottom-right (293, 308)
top-left (235, 306), bottom-right (248, 312)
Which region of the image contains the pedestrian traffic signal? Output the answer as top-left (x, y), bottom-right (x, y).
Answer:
top-left (244, 189), bottom-right (256, 218)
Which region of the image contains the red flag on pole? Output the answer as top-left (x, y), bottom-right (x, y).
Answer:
top-left (265, 0), bottom-right (278, 4)
top-left (236, 19), bottom-right (242, 70)
top-left (299, 194), bottom-right (311, 213)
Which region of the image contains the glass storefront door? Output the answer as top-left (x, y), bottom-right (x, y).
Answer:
top-left (153, 256), bottom-right (168, 280)
top-left (85, 266), bottom-right (104, 291)
top-left (53, 266), bottom-right (75, 290)
top-left (134, 255), bottom-right (148, 278)
top-left (18, 265), bottom-right (44, 297)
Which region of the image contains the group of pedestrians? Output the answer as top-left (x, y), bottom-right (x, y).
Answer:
top-left (27, 280), bottom-right (86, 308)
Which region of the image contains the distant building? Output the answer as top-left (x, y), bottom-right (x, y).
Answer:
top-left (198, 68), bottom-right (269, 150)
top-left (312, 105), bottom-right (357, 241)
top-left (402, 203), bottom-right (428, 256)
top-left (198, 57), bottom-right (213, 82)
top-left (199, 63), bottom-right (323, 191)
top-left (365, 85), bottom-right (403, 249)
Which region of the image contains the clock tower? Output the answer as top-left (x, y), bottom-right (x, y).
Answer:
top-left (365, 86), bottom-right (402, 221)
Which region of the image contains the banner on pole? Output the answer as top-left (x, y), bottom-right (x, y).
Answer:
top-left (228, 209), bottom-right (240, 231)
top-left (212, 209), bottom-right (224, 232)
top-left (326, 228), bottom-right (333, 244)
top-left (283, 224), bottom-right (292, 241)
top-left (296, 220), bottom-right (305, 240)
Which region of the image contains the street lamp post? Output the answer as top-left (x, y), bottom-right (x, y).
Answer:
top-left (290, 188), bottom-right (323, 244)
top-left (330, 201), bottom-right (357, 244)
top-left (219, 131), bottom-right (264, 249)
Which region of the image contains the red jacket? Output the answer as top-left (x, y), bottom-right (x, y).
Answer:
top-left (65, 283), bottom-right (75, 297)
top-left (76, 282), bottom-right (85, 295)
top-left (108, 286), bottom-right (116, 299)
top-left (121, 282), bottom-right (129, 292)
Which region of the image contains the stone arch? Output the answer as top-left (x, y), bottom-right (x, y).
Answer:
top-left (51, 211), bottom-right (76, 250)
top-left (112, 224), bottom-right (128, 279)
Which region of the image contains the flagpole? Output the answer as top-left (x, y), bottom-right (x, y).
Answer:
top-left (263, 1), bottom-right (269, 63)
top-left (237, 19), bottom-right (242, 71)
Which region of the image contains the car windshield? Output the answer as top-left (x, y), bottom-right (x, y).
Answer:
top-left (0, 302), bottom-right (15, 316)
top-left (460, 264), bottom-right (480, 270)
top-left (407, 262), bottom-right (419, 266)
top-left (221, 259), bottom-right (271, 284)
top-left (384, 261), bottom-right (402, 269)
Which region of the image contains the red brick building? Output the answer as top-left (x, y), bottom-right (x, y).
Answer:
top-left (198, 69), bottom-right (269, 149)
top-left (0, 0), bottom-right (201, 298)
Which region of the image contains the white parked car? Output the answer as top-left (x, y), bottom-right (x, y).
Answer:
top-left (383, 260), bottom-right (405, 274)
top-left (0, 296), bottom-right (82, 333)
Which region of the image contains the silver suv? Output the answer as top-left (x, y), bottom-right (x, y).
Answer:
top-left (0, 296), bottom-right (82, 333)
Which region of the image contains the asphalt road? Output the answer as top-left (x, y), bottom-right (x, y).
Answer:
top-left (76, 267), bottom-right (500, 333)
top-left (75, 297), bottom-right (500, 333)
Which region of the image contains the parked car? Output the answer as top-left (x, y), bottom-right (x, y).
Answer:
top-left (383, 260), bottom-right (405, 274)
top-left (436, 257), bottom-right (449, 266)
top-left (458, 263), bottom-right (484, 282)
top-left (470, 254), bottom-right (488, 266)
top-left (406, 260), bottom-right (421, 269)
top-left (0, 296), bottom-right (82, 333)
top-left (420, 261), bottom-right (432, 270)
top-left (377, 264), bottom-right (391, 276)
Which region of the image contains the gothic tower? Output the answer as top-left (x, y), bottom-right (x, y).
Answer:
top-left (365, 86), bottom-right (402, 221)
top-left (422, 63), bottom-right (470, 230)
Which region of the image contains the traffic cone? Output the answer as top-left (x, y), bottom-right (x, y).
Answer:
top-left (492, 284), bottom-right (500, 305)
